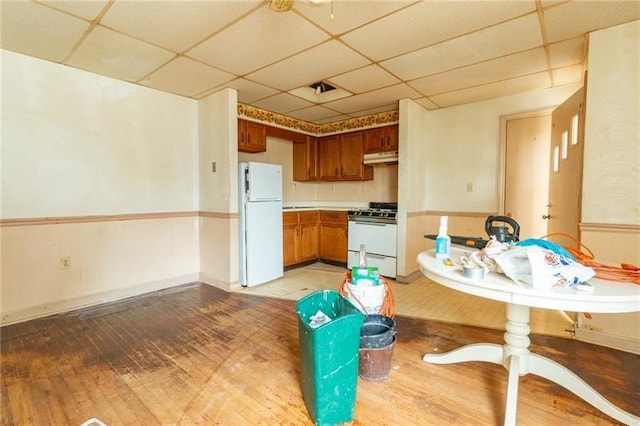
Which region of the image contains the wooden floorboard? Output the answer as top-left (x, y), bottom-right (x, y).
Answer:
top-left (1, 283), bottom-right (637, 425)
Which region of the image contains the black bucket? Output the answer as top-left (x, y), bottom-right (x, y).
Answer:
top-left (360, 315), bottom-right (395, 349)
top-left (359, 337), bottom-right (396, 381)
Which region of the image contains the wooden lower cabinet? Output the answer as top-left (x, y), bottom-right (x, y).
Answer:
top-left (283, 211), bottom-right (319, 268)
top-left (283, 210), bottom-right (348, 268)
top-left (319, 210), bottom-right (348, 264)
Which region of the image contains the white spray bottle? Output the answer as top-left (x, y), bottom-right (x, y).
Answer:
top-left (435, 216), bottom-right (451, 260)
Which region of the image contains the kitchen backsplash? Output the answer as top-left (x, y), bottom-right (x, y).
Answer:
top-left (238, 137), bottom-right (398, 205)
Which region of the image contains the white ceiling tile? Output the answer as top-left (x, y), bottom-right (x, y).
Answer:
top-left (414, 97), bottom-right (439, 110)
top-left (341, 0), bottom-right (537, 61)
top-left (2, 0), bottom-right (636, 123)
top-left (285, 105), bottom-right (342, 122)
top-left (66, 26), bottom-right (175, 82)
top-left (549, 37), bottom-right (585, 68)
top-left (552, 64), bottom-right (584, 86)
top-left (101, 1), bottom-right (260, 53)
top-left (348, 103), bottom-right (398, 118)
top-left (187, 6), bottom-right (330, 75)
top-left (0, 1), bottom-right (90, 63)
top-left (245, 40), bottom-right (370, 91)
top-left (381, 13), bottom-right (543, 81)
top-left (251, 92), bottom-right (315, 114)
top-left (329, 65), bottom-right (400, 94)
top-left (324, 83), bottom-right (419, 114)
top-left (40, 0), bottom-right (110, 21)
top-left (544, 1), bottom-right (640, 43)
top-left (315, 114), bottom-right (353, 125)
top-left (431, 72), bottom-right (551, 108)
top-left (141, 57), bottom-right (235, 97)
top-left (293, 0), bottom-right (414, 35)
top-left (199, 78), bottom-right (281, 103)
top-left (410, 48), bottom-right (548, 96)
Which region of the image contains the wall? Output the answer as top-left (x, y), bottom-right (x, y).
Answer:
top-left (575, 20), bottom-right (640, 353)
top-left (198, 89), bottom-right (240, 290)
top-left (397, 84), bottom-right (580, 280)
top-left (239, 136), bottom-right (398, 204)
top-left (1, 50), bottom-right (200, 324)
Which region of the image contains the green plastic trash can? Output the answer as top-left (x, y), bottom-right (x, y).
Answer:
top-left (297, 290), bottom-right (365, 425)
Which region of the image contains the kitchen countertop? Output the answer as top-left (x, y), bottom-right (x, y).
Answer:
top-left (282, 206), bottom-right (351, 212)
top-left (282, 202), bottom-right (367, 212)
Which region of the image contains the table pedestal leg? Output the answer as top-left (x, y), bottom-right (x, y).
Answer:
top-left (423, 303), bottom-right (639, 425)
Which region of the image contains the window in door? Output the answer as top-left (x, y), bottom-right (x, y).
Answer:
top-left (571, 114), bottom-right (579, 145)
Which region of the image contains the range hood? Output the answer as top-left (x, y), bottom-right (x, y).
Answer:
top-left (363, 151), bottom-right (398, 164)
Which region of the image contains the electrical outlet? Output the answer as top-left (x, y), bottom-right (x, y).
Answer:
top-left (212, 162), bottom-right (216, 172)
top-left (466, 183), bottom-right (473, 192)
top-left (60, 256), bottom-right (71, 269)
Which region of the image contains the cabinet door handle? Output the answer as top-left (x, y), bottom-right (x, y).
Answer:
top-left (542, 214), bottom-right (551, 220)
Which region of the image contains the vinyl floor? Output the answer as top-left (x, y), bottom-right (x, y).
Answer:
top-left (237, 262), bottom-right (575, 339)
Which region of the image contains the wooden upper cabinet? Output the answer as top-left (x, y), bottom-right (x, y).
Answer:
top-left (318, 135), bottom-right (341, 180)
top-left (292, 136), bottom-right (318, 182)
top-left (364, 124), bottom-right (398, 154)
top-left (339, 132), bottom-right (369, 180)
top-left (317, 133), bottom-right (373, 181)
top-left (238, 119), bottom-right (266, 153)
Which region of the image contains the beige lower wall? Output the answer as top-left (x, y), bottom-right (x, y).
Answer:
top-left (199, 213), bottom-right (240, 291)
top-left (574, 224), bottom-right (640, 353)
top-left (1, 214), bottom-right (201, 325)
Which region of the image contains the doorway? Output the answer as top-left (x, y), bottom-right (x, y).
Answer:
top-left (502, 112), bottom-right (552, 240)
top-left (500, 88), bottom-right (585, 242)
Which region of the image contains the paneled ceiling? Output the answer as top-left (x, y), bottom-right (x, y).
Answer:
top-left (2, 0), bottom-right (638, 124)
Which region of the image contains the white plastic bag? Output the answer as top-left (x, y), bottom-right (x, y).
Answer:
top-left (527, 246), bottom-right (595, 289)
top-left (494, 246), bottom-right (595, 290)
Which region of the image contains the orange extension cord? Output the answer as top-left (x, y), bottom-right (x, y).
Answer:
top-left (542, 232), bottom-right (640, 285)
top-left (338, 273), bottom-right (396, 318)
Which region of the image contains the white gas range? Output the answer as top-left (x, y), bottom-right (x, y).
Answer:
top-left (347, 202), bottom-right (397, 278)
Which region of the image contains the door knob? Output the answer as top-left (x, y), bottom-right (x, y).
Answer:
top-left (542, 214), bottom-right (551, 220)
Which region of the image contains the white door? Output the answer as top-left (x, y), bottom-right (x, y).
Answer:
top-left (547, 87), bottom-right (585, 241)
top-left (504, 114), bottom-right (551, 240)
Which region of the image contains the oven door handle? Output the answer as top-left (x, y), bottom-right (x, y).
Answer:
top-left (350, 221), bottom-right (390, 226)
top-left (365, 253), bottom-right (387, 259)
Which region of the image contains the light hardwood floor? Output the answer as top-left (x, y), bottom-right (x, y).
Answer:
top-left (2, 277), bottom-right (637, 425)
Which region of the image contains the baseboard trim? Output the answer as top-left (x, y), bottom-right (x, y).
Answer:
top-left (0, 274), bottom-right (199, 327)
top-left (200, 273), bottom-right (242, 292)
top-left (396, 269), bottom-right (423, 284)
top-left (574, 327), bottom-right (640, 355)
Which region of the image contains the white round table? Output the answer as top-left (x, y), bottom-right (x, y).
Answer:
top-left (417, 248), bottom-right (640, 425)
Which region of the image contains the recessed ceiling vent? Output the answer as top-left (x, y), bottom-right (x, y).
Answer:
top-left (308, 81), bottom-right (336, 95)
top-left (289, 80), bottom-right (351, 103)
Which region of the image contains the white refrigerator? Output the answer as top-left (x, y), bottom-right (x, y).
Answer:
top-left (239, 162), bottom-right (284, 287)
